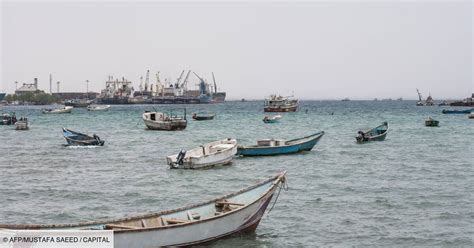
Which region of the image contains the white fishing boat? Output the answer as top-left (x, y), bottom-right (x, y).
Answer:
top-left (87, 104), bottom-right (111, 111)
top-left (14, 117), bottom-right (29, 130)
top-left (0, 171), bottom-right (287, 248)
top-left (42, 106), bottom-right (73, 114)
top-left (167, 138), bottom-right (238, 169)
top-left (142, 110), bottom-right (187, 131)
top-left (263, 114), bottom-right (282, 123)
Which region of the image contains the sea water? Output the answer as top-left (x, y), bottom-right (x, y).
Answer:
top-left (0, 101), bottom-right (472, 247)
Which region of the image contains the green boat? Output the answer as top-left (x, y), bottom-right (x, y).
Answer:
top-left (356, 122), bottom-right (389, 143)
top-left (425, 117), bottom-right (439, 127)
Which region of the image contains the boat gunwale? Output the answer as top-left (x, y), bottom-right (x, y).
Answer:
top-left (168, 139), bottom-right (237, 162)
top-left (0, 171), bottom-right (286, 231)
top-left (238, 132), bottom-right (324, 150)
top-left (62, 128), bottom-right (102, 145)
top-left (357, 122), bottom-right (389, 141)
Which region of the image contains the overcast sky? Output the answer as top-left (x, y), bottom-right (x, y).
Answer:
top-left (1, 0), bottom-right (472, 100)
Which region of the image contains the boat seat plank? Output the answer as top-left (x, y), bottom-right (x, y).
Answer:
top-left (105, 224), bottom-right (140, 230)
top-left (163, 218), bottom-right (190, 224)
top-left (215, 201), bottom-right (245, 206)
top-left (187, 211), bottom-right (200, 220)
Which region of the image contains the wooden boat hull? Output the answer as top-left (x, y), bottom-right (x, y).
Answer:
top-left (356, 122), bottom-right (389, 143)
top-left (167, 139), bottom-right (238, 169)
top-left (263, 119), bottom-right (279, 123)
top-left (192, 116), bottom-right (214, 121)
top-left (143, 112), bottom-right (187, 131)
top-left (143, 118), bottom-right (187, 130)
top-left (15, 121), bottom-right (29, 130)
top-left (87, 105), bottom-right (111, 111)
top-left (63, 128), bottom-right (105, 146)
top-left (264, 105), bottom-right (298, 112)
top-left (425, 120), bottom-right (439, 127)
top-left (42, 106), bottom-right (73, 114)
top-left (263, 115), bottom-right (281, 123)
top-left (237, 132), bottom-right (324, 156)
top-left (442, 109), bottom-right (474, 114)
top-left (0, 172), bottom-right (287, 248)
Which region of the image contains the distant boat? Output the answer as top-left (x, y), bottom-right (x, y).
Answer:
top-left (425, 117), bottom-right (439, 127)
top-left (143, 110), bottom-right (187, 131)
top-left (87, 105), bottom-right (111, 111)
top-left (192, 112), bottom-right (215, 121)
top-left (14, 117), bottom-right (29, 130)
top-left (356, 122), bottom-right (389, 143)
top-left (65, 99), bottom-right (92, 108)
top-left (237, 132), bottom-right (324, 156)
top-left (166, 138), bottom-right (238, 169)
top-left (341, 98), bottom-right (350, 101)
top-left (449, 93), bottom-right (474, 106)
top-left (416, 89), bottom-right (434, 106)
top-left (442, 109), bottom-right (474, 114)
top-left (397, 97), bottom-right (403, 101)
top-left (42, 106), bottom-right (73, 114)
top-left (1, 113), bottom-right (17, 125)
top-left (0, 172), bottom-right (287, 248)
top-left (468, 112), bottom-right (474, 119)
top-left (262, 115), bottom-right (281, 123)
top-left (62, 128), bottom-right (105, 146)
top-left (264, 95), bottom-right (298, 112)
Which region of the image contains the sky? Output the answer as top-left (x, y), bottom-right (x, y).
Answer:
top-left (1, 0), bottom-right (472, 100)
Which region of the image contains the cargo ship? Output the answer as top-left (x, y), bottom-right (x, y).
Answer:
top-left (449, 93), bottom-right (474, 107)
top-left (264, 95), bottom-right (298, 112)
top-left (97, 76), bottom-right (133, 104)
top-left (97, 70), bottom-right (226, 104)
top-left (151, 71), bottom-right (226, 104)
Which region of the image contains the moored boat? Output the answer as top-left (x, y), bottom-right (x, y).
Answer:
top-left (65, 99), bottom-right (92, 108)
top-left (442, 109), bottom-right (474, 114)
top-left (192, 112), bottom-right (215, 121)
top-left (425, 117), bottom-right (439, 127)
top-left (469, 112), bottom-right (474, 119)
top-left (0, 171), bottom-right (287, 248)
top-left (356, 122), bottom-right (389, 143)
top-left (14, 117), bottom-right (29, 130)
top-left (264, 95), bottom-right (298, 112)
top-left (237, 132), bottom-right (324, 156)
top-left (263, 115), bottom-right (282, 123)
top-left (62, 128), bottom-right (105, 146)
top-left (87, 105), bottom-right (111, 111)
top-left (143, 110), bottom-right (187, 131)
top-left (167, 138), bottom-right (238, 169)
top-left (42, 106), bottom-right (73, 114)
top-left (1, 113), bottom-right (17, 125)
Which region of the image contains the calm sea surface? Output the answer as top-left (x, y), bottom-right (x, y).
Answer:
top-left (0, 101), bottom-right (473, 247)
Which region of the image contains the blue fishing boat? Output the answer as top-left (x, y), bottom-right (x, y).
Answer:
top-left (356, 122), bottom-right (388, 143)
top-left (62, 128), bottom-right (105, 146)
top-left (441, 109), bottom-right (474, 114)
top-left (237, 132), bottom-right (324, 156)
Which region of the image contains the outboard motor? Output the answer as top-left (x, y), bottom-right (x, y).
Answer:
top-left (176, 150), bottom-right (186, 166)
top-left (93, 134), bottom-right (101, 144)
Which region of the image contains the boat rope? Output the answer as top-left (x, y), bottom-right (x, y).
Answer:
top-left (266, 176), bottom-right (288, 216)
